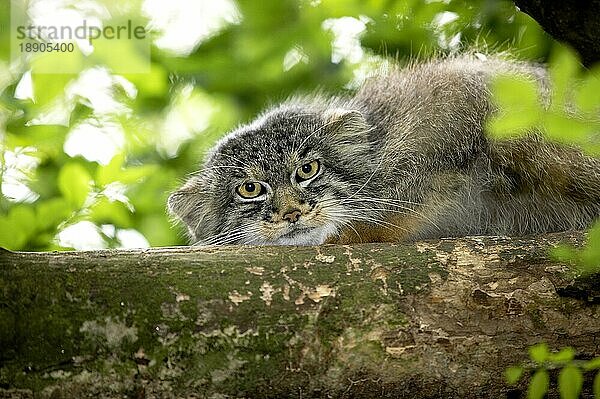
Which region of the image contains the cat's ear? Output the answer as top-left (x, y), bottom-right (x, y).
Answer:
top-left (167, 178), bottom-right (205, 240)
top-left (323, 108), bottom-right (370, 140)
top-left (167, 187), bottom-right (191, 221)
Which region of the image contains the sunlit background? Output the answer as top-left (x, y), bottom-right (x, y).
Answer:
top-left (0, 0), bottom-right (566, 250)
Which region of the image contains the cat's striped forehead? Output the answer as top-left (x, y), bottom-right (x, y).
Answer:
top-left (207, 110), bottom-right (326, 177)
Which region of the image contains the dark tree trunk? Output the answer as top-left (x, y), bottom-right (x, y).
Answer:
top-left (514, 0), bottom-right (600, 66)
top-left (1, 233), bottom-right (599, 398)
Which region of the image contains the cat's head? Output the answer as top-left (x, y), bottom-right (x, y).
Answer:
top-left (168, 104), bottom-right (377, 245)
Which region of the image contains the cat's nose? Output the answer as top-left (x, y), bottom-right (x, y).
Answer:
top-left (282, 209), bottom-right (301, 223)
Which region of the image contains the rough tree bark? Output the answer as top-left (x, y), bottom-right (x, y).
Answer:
top-left (514, 0), bottom-right (600, 66)
top-left (1, 233), bottom-right (599, 398)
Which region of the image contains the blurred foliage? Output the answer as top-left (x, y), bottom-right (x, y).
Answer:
top-left (552, 219), bottom-right (600, 276)
top-left (0, 0), bottom-right (594, 250)
top-left (488, 45), bottom-right (600, 151)
top-left (505, 343), bottom-right (600, 399)
top-left (488, 44), bottom-right (600, 275)
top-left (1, 3), bottom-right (599, 395)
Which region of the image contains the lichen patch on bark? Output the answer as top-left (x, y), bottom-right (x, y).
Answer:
top-left (79, 316), bottom-right (138, 349)
top-left (1, 232), bottom-right (597, 398)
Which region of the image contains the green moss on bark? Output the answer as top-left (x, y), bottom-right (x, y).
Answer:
top-left (1, 234), bottom-right (598, 398)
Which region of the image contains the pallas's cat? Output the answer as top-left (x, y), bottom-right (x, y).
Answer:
top-left (168, 55), bottom-right (600, 245)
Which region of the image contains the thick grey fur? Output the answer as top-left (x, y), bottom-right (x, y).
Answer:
top-left (168, 55), bottom-right (600, 245)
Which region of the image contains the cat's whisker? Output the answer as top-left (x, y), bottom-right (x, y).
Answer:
top-left (350, 216), bottom-right (407, 232)
top-left (240, 232), bottom-right (265, 245)
top-left (311, 208), bottom-right (360, 241)
top-left (238, 225), bottom-right (265, 244)
top-left (319, 196), bottom-right (416, 208)
top-left (191, 213), bottom-right (207, 243)
top-left (344, 151), bottom-right (386, 200)
top-left (323, 206), bottom-right (396, 229)
top-left (195, 225), bottom-right (253, 246)
top-left (303, 207), bottom-right (363, 243)
top-left (224, 227), bottom-right (264, 244)
top-left (337, 209), bottom-right (408, 231)
top-left (318, 198), bottom-right (404, 216)
top-left (221, 225), bottom-right (265, 245)
top-left (336, 198), bottom-right (425, 219)
top-left (208, 231), bottom-right (255, 246)
top-left (324, 208), bottom-right (409, 236)
top-left (331, 217), bottom-right (362, 241)
top-left (319, 196), bottom-right (440, 230)
top-left (346, 199), bottom-right (441, 230)
top-left (344, 195), bottom-right (423, 207)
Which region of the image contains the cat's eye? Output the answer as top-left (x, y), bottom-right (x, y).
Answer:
top-left (237, 182), bottom-right (264, 199)
top-left (296, 160), bottom-right (320, 182)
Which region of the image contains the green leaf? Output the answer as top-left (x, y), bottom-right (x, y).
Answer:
top-left (594, 371), bottom-right (600, 398)
top-left (6, 125), bottom-right (69, 157)
top-left (552, 221), bottom-right (600, 275)
top-left (58, 163), bottom-right (92, 209)
top-left (9, 205), bottom-right (37, 238)
top-left (529, 343), bottom-right (550, 364)
top-left (505, 366), bottom-right (524, 385)
top-left (550, 245), bottom-right (578, 265)
top-left (548, 45), bottom-right (580, 107)
top-left (487, 111), bottom-right (539, 138)
top-left (548, 347), bottom-right (576, 363)
top-left (123, 63), bottom-right (168, 97)
top-left (31, 70), bottom-right (78, 106)
top-left (0, 215), bottom-right (27, 250)
top-left (491, 74), bottom-right (541, 111)
top-left (90, 24), bottom-right (150, 74)
top-left (137, 214), bottom-right (176, 246)
top-left (558, 365), bottom-right (583, 399)
top-left (527, 369), bottom-right (549, 399)
top-left (36, 198), bottom-right (71, 230)
top-left (487, 74), bottom-right (542, 138)
top-left (543, 111), bottom-right (597, 144)
top-left (574, 68), bottom-right (600, 113)
top-left (0, 205), bottom-right (36, 249)
top-left (96, 154), bottom-right (157, 186)
top-left (583, 357), bottom-right (600, 371)
top-left (96, 154), bottom-right (125, 187)
top-left (580, 222), bottom-right (600, 274)
top-left (118, 165), bottom-right (158, 184)
top-left (90, 198), bottom-right (132, 227)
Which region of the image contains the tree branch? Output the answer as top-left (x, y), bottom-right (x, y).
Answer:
top-left (1, 232), bottom-right (598, 398)
top-left (514, 0), bottom-right (600, 66)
